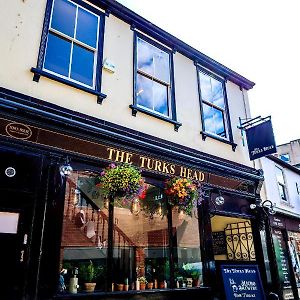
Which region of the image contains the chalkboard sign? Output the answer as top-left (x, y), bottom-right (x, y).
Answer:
top-left (221, 265), bottom-right (265, 300)
top-left (212, 231), bottom-right (227, 255)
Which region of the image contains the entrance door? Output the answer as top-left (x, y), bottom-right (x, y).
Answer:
top-left (0, 190), bottom-right (33, 300)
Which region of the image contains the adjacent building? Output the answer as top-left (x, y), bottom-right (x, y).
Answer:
top-left (0, 0), bottom-right (267, 299)
top-left (260, 155), bottom-right (300, 299)
top-left (276, 140), bottom-right (300, 169)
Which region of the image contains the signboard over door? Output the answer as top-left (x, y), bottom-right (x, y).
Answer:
top-left (245, 119), bottom-right (277, 161)
top-left (221, 265), bottom-right (265, 300)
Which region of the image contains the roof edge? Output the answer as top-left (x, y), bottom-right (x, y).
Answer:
top-left (91, 0), bottom-right (255, 90)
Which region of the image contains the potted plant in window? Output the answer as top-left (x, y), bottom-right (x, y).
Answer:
top-left (79, 261), bottom-right (98, 293)
top-left (138, 276), bottom-right (147, 290)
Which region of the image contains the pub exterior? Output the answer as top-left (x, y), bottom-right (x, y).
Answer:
top-left (0, 0), bottom-right (267, 299)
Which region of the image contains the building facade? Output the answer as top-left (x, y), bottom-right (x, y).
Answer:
top-left (0, 0), bottom-right (266, 299)
top-left (275, 140), bottom-right (300, 169)
top-left (260, 156), bottom-right (300, 299)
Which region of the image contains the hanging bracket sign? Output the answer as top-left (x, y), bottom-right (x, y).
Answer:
top-left (240, 117), bottom-right (277, 161)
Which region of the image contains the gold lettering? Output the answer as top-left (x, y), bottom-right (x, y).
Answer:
top-left (170, 164), bottom-right (176, 175)
top-left (199, 172), bottom-right (205, 182)
top-left (193, 170), bottom-right (198, 181)
top-left (162, 162), bottom-right (170, 174)
top-left (147, 158), bottom-right (154, 170)
top-left (154, 160), bottom-right (162, 172)
top-left (180, 167), bottom-right (187, 178)
top-left (140, 156), bottom-right (147, 168)
top-left (107, 148), bottom-right (116, 160)
top-left (187, 168), bottom-right (192, 179)
top-left (125, 153), bottom-right (133, 164)
top-left (115, 150), bottom-right (126, 162)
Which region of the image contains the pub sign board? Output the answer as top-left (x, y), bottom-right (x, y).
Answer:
top-left (245, 120), bottom-right (277, 161)
top-left (221, 265), bottom-right (265, 300)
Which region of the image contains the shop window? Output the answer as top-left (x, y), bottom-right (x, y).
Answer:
top-left (32, 0), bottom-right (106, 100)
top-left (197, 68), bottom-right (234, 147)
top-left (287, 231), bottom-right (300, 297)
top-left (58, 177), bottom-right (203, 294)
top-left (131, 33), bottom-right (181, 130)
top-left (172, 208), bottom-right (202, 288)
top-left (211, 215), bottom-right (256, 261)
top-left (276, 166), bottom-right (288, 201)
top-left (59, 171), bottom-right (108, 293)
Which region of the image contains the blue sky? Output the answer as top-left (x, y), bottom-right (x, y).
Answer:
top-left (117, 0), bottom-right (300, 145)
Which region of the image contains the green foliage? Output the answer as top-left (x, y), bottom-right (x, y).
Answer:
top-left (79, 261), bottom-right (103, 283)
top-left (98, 163), bottom-right (143, 198)
top-left (138, 276), bottom-right (148, 284)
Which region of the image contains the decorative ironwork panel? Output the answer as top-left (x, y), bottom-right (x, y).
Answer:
top-left (225, 221), bottom-right (256, 261)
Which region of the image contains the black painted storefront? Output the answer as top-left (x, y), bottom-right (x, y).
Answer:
top-left (0, 87), bottom-right (265, 300)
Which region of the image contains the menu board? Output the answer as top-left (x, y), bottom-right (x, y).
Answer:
top-left (221, 265), bottom-right (265, 299)
top-left (212, 231), bottom-right (227, 255)
top-left (272, 228), bottom-right (294, 299)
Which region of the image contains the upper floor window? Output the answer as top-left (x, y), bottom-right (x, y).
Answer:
top-left (44, 0), bottom-right (99, 87)
top-left (32, 0), bottom-right (106, 102)
top-left (280, 153), bottom-right (290, 163)
top-left (275, 166), bottom-right (288, 201)
top-left (131, 33), bottom-right (181, 131)
top-left (198, 70), bottom-right (228, 138)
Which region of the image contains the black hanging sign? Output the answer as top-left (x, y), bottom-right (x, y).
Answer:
top-left (245, 119), bottom-right (277, 160)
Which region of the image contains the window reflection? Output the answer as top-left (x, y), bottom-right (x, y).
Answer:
top-left (59, 171), bottom-right (108, 293)
top-left (172, 209), bottom-right (203, 288)
top-left (199, 71), bottom-right (227, 138)
top-left (113, 184), bottom-right (170, 290)
top-left (136, 37), bottom-right (170, 117)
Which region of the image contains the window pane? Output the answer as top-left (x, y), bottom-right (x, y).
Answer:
top-left (276, 167), bottom-right (285, 185)
top-left (203, 103), bottom-right (226, 137)
top-left (153, 81), bottom-right (168, 116)
top-left (137, 38), bottom-right (170, 83)
top-left (278, 184), bottom-right (287, 200)
top-left (51, 0), bottom-right (76, 37)
top-left (137, 74), bottom-right (153, 110)
top-left (113, 184), bottom-right (170, 290)
top-left (210, 77), bottom-right (225, 109)
top-left (44, 33), bottom-right (71, 77)
top-left (172, 209), bottom-right (203, 288)
top-left (71, 44), bottom-right (94, 86)
top-left (76, 7), bottom-right (98, 48)
top-left (199, 72), bottom-right (212, 102)
top-left (59, 171), bottom-right (108, 294)
top-left (137, 74), bottom-right (168, 116)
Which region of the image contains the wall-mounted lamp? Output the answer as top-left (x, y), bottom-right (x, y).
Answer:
top-left (250, 199), bottom-right (276, 215)
top-left (59, 160), bottom-right (73, 177)
top-left (215, 191), bottom-right (225, 206)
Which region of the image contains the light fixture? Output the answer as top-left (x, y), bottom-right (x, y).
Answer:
top-left (59, 160), bottom-right (73, 177)
top-left (73, 188), bottom-right (81, 205)
top-left (250, 199), bottom-right (276, 215)
top-left (215, 191), bottom-right (225, 206)
top-left (157, 203), bottom-right (162, 216)
top-left (131, 198), bottom-right (141, 216)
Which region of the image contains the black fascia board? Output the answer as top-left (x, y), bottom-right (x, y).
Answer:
top-left (90, 0), bottom-right (255, 90)
top-left (0, 87), bottom-right (261, 182)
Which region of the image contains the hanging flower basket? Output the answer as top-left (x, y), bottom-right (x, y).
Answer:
top-left (97, 163), bottom-right (144, 200)
top-left (165, 177), bottom-right (201, 216)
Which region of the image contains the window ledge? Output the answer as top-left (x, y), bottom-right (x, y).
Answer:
top-left (280, 200), bottom-right (293, 208)
top-left (200, 131), bottom-right (237, 151)
top-left (129, 104), bottom-right (182, 131)
top-left (31, 67), bottom-right (107, 104)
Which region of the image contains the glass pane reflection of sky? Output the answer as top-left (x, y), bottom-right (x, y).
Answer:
top-left (137, 74), bottom-right (168, 116)
top-left (137, 38), bottom-right (170, 83)
top-left (203, 103), bottom-right (226, 137)
top-left (199, 72), bottom-right (225, 109)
